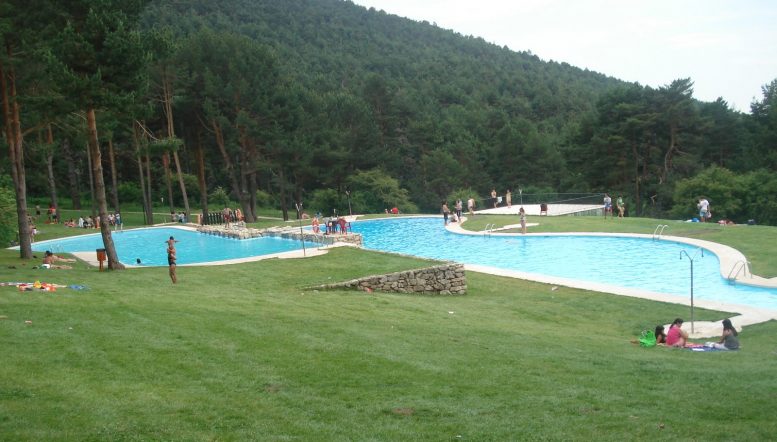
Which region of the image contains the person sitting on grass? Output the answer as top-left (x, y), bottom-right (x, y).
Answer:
top-left (42, 251), bottom-right (75, 269)
top-left (706, 318), bottom-right (740, 350)
top-left (665, 318), bottom-right (689, 347)
top-left (654, 325), bottom-right (667, 345)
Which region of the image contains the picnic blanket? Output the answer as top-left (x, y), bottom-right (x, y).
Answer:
top-left (2, 281), bottom-right (80, 292)
top-left (686, 343), bottom-right (728, 352)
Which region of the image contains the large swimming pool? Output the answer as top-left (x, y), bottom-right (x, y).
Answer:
top-left (29, 218), bottom-right (777, 310)
top-left (348, 217), bottom-right (777, 310)
top-left (32, 227), bottom-right (304, 266)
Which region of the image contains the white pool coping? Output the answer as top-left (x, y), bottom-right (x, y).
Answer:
top-left (22, 219), bottom-right (777, 337)
top-left (446, 218), bottom-right (777, 337)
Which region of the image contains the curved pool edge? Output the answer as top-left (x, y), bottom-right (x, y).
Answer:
top-left (446, 218), bottom-right (777, 290)
top-left (23, 224), bottom-right (332, 267)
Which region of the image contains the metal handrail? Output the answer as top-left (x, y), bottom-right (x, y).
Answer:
top-left (484, 223), bottom-right (493, 236)
top-left (727, 260), bottom-right (752, 281)
top-left (652, 224), bottom-right (668, 240)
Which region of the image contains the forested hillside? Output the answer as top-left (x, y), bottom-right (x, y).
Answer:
top-left (3, 0), bottom-right (777, 256)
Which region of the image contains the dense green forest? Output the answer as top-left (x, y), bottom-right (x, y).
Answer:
top-left (2, 0), bottom-right (777, 260)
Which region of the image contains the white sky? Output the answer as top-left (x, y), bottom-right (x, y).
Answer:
top-left (349, 0), bottom-right (777, 113)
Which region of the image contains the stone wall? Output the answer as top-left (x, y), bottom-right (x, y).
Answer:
top-left (311, 263), bottom-right (466, 295)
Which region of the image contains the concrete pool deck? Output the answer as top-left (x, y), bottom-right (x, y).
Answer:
top-left (447, 218), bottom-right (777, 338)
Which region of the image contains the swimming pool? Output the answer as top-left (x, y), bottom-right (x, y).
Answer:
top-left (32, 227), bottom-right (304, 266)
top-left (348, 217), bottom-right (777, 310)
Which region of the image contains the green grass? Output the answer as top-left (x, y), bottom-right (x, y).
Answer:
top-left (2, 242), bottom-right (777, 440)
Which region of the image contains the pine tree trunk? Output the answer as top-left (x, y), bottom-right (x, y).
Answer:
top-left (211, 119), bottom-right (252, 221)
top-left (86, 142), bottom-right (97, 218)
top-left (133, 124), bottom-right (150, 225)
top-left (1, 55), bottom-right (32, 258)
top-left (62, 138), bottom-right (81, 210)
top-left (108, 138), bottom-right (120, 213)
top-left (196, 136), bottom-right (209, 223)
top-left (162, 73), bottom-right (190, 220)
top-left (162, 152), bottom-right (174, 216)
top-left (173, 150), bottom-right (190, 221)
top-left (86, 108), bottom-right (125, 270)
top-left (145, 151), bottom-right (154, 224)
top-left (45, 126), bottom-right (61, 224)
top-left (279, 168), bottom-right (289, 221)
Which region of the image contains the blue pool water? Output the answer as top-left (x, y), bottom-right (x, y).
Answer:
top-left (30, 219), bottom-right (777, 310)
top-left (349, 217), bottom-right (777, 310)
top-left (32, 227), bottom-right (304, 266)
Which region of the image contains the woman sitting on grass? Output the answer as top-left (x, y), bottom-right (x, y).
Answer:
top-left (706, 319), bottom-right (740, 350)
top-left (665, 318), bottom-right (688, 347)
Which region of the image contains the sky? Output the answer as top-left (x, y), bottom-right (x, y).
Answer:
top-left (349, 0), bottom-right (777, 113)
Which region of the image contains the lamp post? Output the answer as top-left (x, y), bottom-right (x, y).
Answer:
top-left (680, 248), bottom-right (704, 334)
top-left (295, 202), bottom-right (306, 257)
top-left (345, 190), bottom-right (352, 216)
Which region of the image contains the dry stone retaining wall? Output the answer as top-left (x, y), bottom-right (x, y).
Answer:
top-left (313, 264), bottom-right (466, 295)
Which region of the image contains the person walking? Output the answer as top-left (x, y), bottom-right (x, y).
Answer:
top-left (603, 193), bottom-right (612, 219)
top-left (616, 195), bottom-right (625, 218)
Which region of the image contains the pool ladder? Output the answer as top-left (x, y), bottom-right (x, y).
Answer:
top-left (484, 223), bottom-right (495, 236)
top-left (652, 224), bottom-right (668, 240)
top-left (727, 260), bottom-right (752, 283)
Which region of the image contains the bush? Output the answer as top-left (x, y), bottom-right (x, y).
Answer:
top-left (347, 169), bottom-right (418, 214)
top-left (117, 182), bottom-right (143, 205)
top-left (209, 186), bottom-right (231, 208)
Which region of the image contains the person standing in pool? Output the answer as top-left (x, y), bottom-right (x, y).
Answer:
top-left (167, 244), bottom-right (177, 284)
top-left (442, 202), bottom-right (450, 226)
top-left (166, 236), bottom-right (179, 249)
top-left (519, 207), bottom-right (527, 234)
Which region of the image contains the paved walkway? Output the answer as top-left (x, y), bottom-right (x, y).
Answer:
top-left (447, 218), bottom-right (777, 338)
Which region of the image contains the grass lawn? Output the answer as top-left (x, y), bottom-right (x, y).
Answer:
top-left (2, 240), bottom-right (777, 440)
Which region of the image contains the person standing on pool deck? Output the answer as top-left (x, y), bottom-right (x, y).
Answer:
top-left (167, 244), bottom-right (177, 284)
top-left (467, 197), bottom-right (475, 215)
top-left (616, 195), bottom-right (625, 218)
top-left (491, 189), bottom-right (498, 208)
top-left (455, 199), bottom-right (463, 220)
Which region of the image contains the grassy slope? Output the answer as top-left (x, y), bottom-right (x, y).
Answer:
top-left (4, 214), bottom-right (777, 439)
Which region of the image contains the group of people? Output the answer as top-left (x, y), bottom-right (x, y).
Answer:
top-left (442, 199), bottom-right (467, 225)
top-left (652, 318), bottom-right (739, 350)
top-left (603, 193), bottom-right (625, 219)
